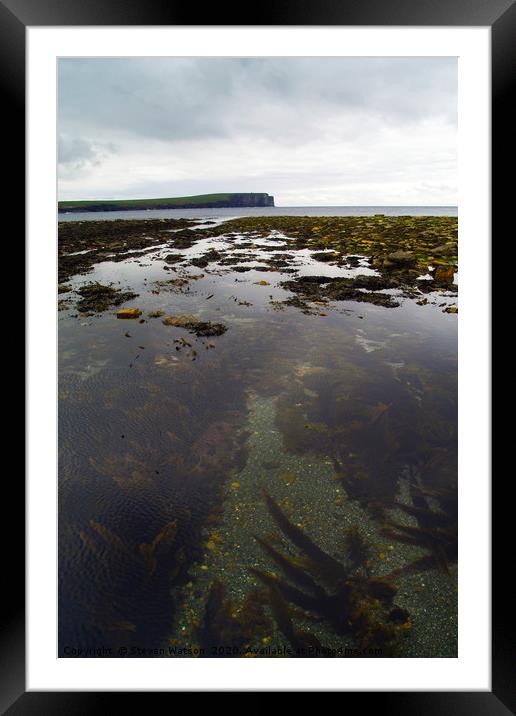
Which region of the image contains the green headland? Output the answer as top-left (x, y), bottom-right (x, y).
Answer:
top-left (58, 192), bottom-right (275, 213)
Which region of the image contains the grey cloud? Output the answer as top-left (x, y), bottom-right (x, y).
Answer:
top-left (59, 135), bottom-right (96, 164)
top-left (58, 134), bottom-right (117, 174)
top-left (58, 57), bottom-right (456, 145)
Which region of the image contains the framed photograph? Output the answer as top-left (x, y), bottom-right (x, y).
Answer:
top-left (9, 0), bottom-right (506, 709)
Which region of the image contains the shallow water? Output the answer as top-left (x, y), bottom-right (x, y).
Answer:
top-left (59, 221), bottom-right (457, 657)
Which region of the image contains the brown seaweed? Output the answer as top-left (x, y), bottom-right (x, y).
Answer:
top-left (382, 482), bottom-right (457, 578)
top-left (197, 580), bottom-right (271, 656)
top-left (344, 526), bottom-right (371, 571)
top-left (254, 491), bottom-right (406, 653)
top-left (263, 489), bottom-right (346, 583)
top-left (266, 583), bottom-right (323, 655)
top-left (253, 535), bottom-right (326, 598)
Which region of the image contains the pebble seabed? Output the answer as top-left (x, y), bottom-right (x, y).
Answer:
top-left (171, 396), bottom-right (457, 658)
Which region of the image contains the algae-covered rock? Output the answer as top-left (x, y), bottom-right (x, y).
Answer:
top-left (162, 314), bottom-right (198, 327)
top-left (279, 274), bottom-right (400, 308)
top-left (162, 315), bottom-right (228, 337)
top-left (163, 253), bottom-right (185, 264)
top-left (383, 251), bottom-right (417, 270)
top-left (432, 242), bottom-right (457, 255)
top-left (116, 308), bottom-right (142, 319)
top-left (76, 283), bottom-right (139, 313)
top-left (311, 251), bottom-right (336, 263)
top-left (190, 257), bottom-right (209, 268)
top-left (434, 266), bottom-right (456, 284)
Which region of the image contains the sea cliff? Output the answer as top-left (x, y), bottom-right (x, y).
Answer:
top-left (58, 192), bottom-right (275, 213)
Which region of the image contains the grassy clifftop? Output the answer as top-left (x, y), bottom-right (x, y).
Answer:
top-left (58, 193), bottom-right (275, 212)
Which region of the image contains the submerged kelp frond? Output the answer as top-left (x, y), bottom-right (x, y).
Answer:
top-left (197, 579), bottom-right (239, 655)
top-left (344, 526), bottom-right (371, 572)
top-left (267, 583), bottom-right (323, 655)
top-left (382, 482), bottom-right (458, 578)
top-left (263, 489), bottom-right (347, 584)
top-left (255, 491), bottom-right (406, 654)
top-left (250, 567), bottom-right (326, 614)
top-left (197, 579), bottom-right (271, 656)
top-left (253, 535), bottom-right (326, 598)
top-left (388, 501), bottom-right (452, 529)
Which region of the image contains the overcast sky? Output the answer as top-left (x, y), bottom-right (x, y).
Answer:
top-left (58, 57), bottom-right (457, 206)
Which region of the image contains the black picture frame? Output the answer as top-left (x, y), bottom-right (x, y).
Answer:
top-left (8, 0), bottom-right (505, 710)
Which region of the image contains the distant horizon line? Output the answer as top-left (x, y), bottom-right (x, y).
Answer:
top-left (57, 202), bottom-right (458, 208)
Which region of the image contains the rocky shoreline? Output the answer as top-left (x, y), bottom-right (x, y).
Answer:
top-left (58, 214), bottom-right (458, 315)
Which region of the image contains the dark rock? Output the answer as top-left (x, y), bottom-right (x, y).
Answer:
top-left (311, 251), bottom-right (337, 263)
top-left (163, 253), bottom-right (185, 264)
top-left (162, 315), bottom-right (228, 337)
top-left (280, 274), bottom-right (400, 308)
top-left (190, 257), bottom-right (209, 268)
top-left (383, 251), bottom-right (417, 270)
